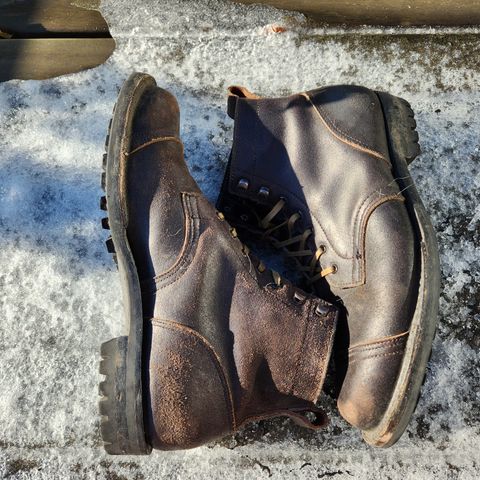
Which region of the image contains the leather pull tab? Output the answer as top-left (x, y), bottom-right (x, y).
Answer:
top-left (287, 406), bottom-right (328, 430)
top-left (227, 85), bottom-right (260, 118)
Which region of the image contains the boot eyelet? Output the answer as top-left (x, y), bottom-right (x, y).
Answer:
top-left (237, 178), bottom-right (249, 190)
top-left (293, 291), bottom-right (306, 304)
top-left (319, 244), bottom-right (326, 253)
top-left (230, 227), bottom-right (238, 238)
top-left (257, 264), bottom-right (266, 274)
top-left (331, 264), bottom-right (338, 273)
top-left (315, 304), bottom-right (331, 316)
top-left (216, 211), bottom-right (225, 221)
top-left (258, 186), bottom-right (270, 198)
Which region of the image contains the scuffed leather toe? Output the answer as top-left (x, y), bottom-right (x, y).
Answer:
top-left (337, 332), bottom-right (408, 430)
top-left (130, 86), bottom-right (180, 150)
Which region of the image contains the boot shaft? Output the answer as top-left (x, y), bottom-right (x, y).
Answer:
top-left (120, 78), bottom-right (338, 450)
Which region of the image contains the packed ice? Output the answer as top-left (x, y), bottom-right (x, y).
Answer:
top-left (0, 0), bottom-right (479, 478)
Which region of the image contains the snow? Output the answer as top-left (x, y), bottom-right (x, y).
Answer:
top-left (0, 0), bottom-right (479, 478)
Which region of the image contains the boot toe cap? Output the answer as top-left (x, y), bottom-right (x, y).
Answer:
top-left (130, 86), bottom-right (180, 150)
top-left (337, 332), bottom-right (408, 431)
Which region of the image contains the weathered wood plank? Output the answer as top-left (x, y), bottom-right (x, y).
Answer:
top-left (237, 0), bottom-right (480, 26)
top-left (0, 38), bottom-right (115, 81)
top-left (0, 0), bottom-right (108, 36)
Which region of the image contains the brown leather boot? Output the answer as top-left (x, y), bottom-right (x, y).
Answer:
top-left (98, 73), bottom-right (338, 454)
top-left (217, 85), bottom-right (440, 447)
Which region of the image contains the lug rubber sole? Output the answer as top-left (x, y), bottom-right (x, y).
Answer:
top-left (360, 92), bottom-right (440, 447)
top-left (99, 73), bottom-right (157, 455)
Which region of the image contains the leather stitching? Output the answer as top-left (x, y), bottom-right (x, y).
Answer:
top-left (350, 189), bottom-right (387, 283)
top-left (151, 318), bottom-right (237, 431)
top-left (118, 75), bottom-right (152, 226)
top-left (357, 194), bottom-right (406, 285)
top-left (349, 331), bottom-right (409, 352)
top-left (290, 303), bottom-right (336, 403)
top-left (127, 136), bottom-right (182, 156)
top-left (154, 193), bottom-right (195, 280)
top-left (140, 193), bottom-right (200, 292)
top-left (301, 92), bottom-right (388, 163)
top-left (349, 337), bottom-right (408, 357)
top-left (290, 305), bottom-right (311, 398)
top-left (351, 190), bottom-right (383, 281)
top-left (348, 349), bottom-right (405, 365)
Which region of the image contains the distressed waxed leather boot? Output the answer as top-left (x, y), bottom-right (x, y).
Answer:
top-left (217, 85), bottom-right (440, 447)
top-left (98, 73), bottom-right (338, 454)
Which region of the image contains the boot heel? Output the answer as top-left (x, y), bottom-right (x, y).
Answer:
top-left (376, 91), bottom-right (420, 165)
top-left (99, 337), bottom-right (128, 454)
top-left (99, 336), bottom-right (151, 454)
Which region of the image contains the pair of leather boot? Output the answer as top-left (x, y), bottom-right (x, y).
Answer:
top-left (99, 73), bottom-right (439, 454)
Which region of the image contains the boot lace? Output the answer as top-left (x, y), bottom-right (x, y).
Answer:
top-left (216, 211), bottom-right (283, 288)
top-left (250, 199), bottom-right (336, 285)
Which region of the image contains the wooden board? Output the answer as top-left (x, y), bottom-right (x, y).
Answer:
top-left (237, 0), bottom-right (480, 26)
top-left (0, 0), bottom-right (112, 81)
top-left (0, 0), bottom-right (108, 36)
top-left (0, 38), bottom-right (115, 81)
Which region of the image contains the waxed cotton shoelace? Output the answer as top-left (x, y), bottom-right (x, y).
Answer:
top-left (244, 199), bottom-right (336, 285)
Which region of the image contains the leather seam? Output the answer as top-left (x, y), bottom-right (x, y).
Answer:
top-left (311, 311), bottom-right (337, 401)
top-left (289, 303), bottom-right (312, 398)
top-left (349, 338), bottom-right (408, 357)
top-left (348, 349), bottom-right (405, 365)
top-left (291, 304), bottom-right (336, 403)
top-left (349, 331), bottom-right (410, 352)
top-left (150, 193), bottom-right (200, 289)
top-left (301, 91), bottom-right (388, 163)
top-left (350, 189), bottom-right (388, 283)
top-left (127, 136), bottom-right (183, 156)
top-left (355, 194), bottom-right (406, 286)
top-left (151, 318), bottom-right (237, 431)
top-left (119, 75), bottom-right (150, 227)
top-left (351, 190), bottom-right (398, 283)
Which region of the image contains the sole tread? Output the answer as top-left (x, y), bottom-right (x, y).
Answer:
top-left (363, 92), bottom-right (439, 448)
top-left (98, 75), bottom-right (154, 456)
